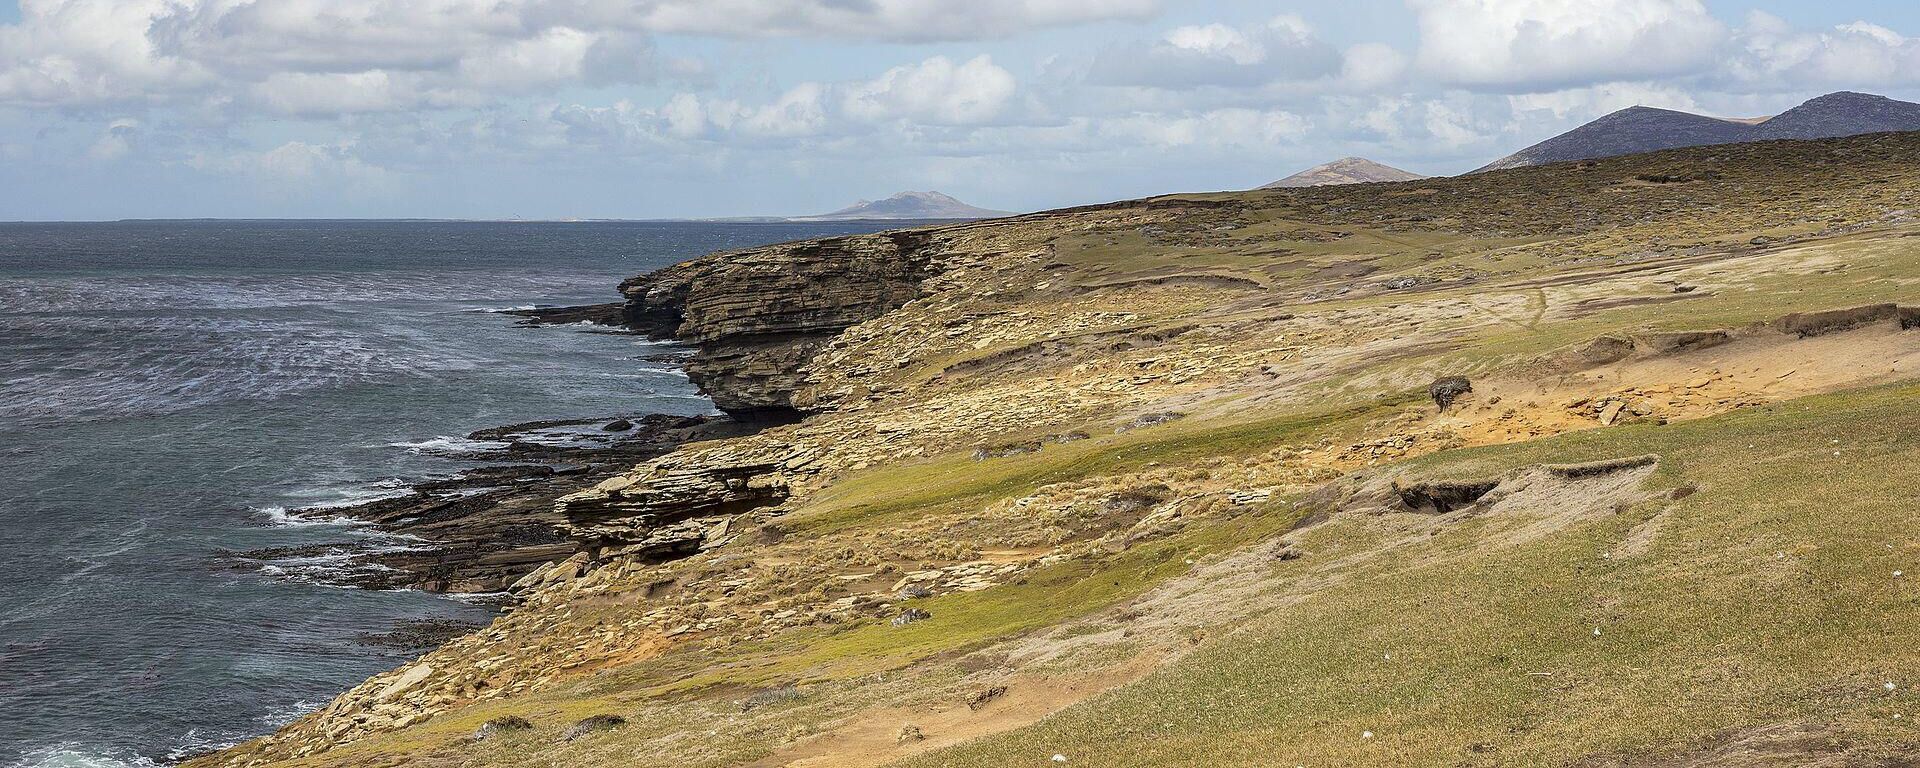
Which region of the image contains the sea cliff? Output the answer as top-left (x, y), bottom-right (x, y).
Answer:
top-left (197, 132), bottom-right (1920, 768)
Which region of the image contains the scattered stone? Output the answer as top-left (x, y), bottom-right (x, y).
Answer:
top-left (966, 685), bottom-right (1008, 711)
top-left (1116, 411), bottom-right (1185, 433)
top-left (1428, 376), bottom-right (1473, 411)
top-left (471, 715), bottom-right (533, 742)
top-left (356, 618), bottom-right (487, 651)
top-left (971, 432), bottom-right (1089, 460)
top-left (740, 685), bottom-right (803, 712)
top-left (560, 714), bottom-right (626, 742)
top-left (1228, 488), bottom-right (1273, 506)
top-left (897, 584), bottom-right (934, 600)
top-left (1598, 401), bottom-right (1626, 426)
top-left (897, 724), bottom-right (925, 743)
top-left (1103, 484), bottom-right (1171, 513)
top-left (891, 607), bottom-right (932, 627)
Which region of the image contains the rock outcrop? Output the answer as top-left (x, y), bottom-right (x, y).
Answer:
top-left (619, 229), bottom-right (951, 420)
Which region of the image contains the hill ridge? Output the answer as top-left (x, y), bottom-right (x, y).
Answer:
top-left (1259, 157), bottom-right (1426, 189)
top-left (794, 190), bottom-right (1011, 221)
top-left (1478, 90), bottom-right (1920, 172)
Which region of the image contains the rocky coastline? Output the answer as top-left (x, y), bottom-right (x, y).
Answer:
top-left (192, 132), bottom-right (1920, 768)
top-left (231, 412), bottom-right (753, 595)
top-left (235, 227), bottom-right (959, 599)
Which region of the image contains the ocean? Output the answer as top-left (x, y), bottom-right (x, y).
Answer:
top-left (0, 219), bottom-right (903, 766)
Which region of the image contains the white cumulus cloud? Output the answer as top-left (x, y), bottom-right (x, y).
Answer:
top-left (1727, 12), bottom-right (1920, 89)
top-left (1410, 0), bottom-right (1726, 90)
top-left (1087, 14), bottom-right (1341, 88)
top-left (843, 55), bottom-right (1017, 125)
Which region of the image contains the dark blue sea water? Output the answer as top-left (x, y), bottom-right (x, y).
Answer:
top-left (0, 220), bottom-right (905, 766)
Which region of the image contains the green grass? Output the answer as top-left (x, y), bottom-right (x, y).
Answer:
top-left (898, 383), bottom-right (1920, 767)
top-left (643, 505), bottom-right (1310, 697)
top-left (790, 396), bottom-right (1407, 537)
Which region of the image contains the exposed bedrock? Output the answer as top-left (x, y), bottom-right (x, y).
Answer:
top-left (619, 229), bottom-right (946, 420)
top-left (555, 452), bottom-right (793, 562)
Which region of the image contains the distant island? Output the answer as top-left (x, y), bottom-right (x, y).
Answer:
top-left (1258, 157), bottom-right (1427, 189)
top-left (789, 190), bottom-right (1012, 221)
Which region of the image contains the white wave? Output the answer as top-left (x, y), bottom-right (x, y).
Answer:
top-left (257, 505), bottom-right (363, 528)
top-left (9, 747), bottom-right (159, 768)
top-left (162, 729), bottom-right (243, 762)
top-left (447, 590), bottom-right (510, 604)
top-left (256, 482), bottom-right (419, 524)
top-left (388, 436), bottom-right (511, 455)
top-left (255, 700), bottom-right (321, 728)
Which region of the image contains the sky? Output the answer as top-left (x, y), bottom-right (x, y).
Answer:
top-left (0, 0), bottom-right (1917, 220)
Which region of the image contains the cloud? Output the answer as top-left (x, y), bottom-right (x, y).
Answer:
top-left (1086, 14), bottom-right (1342, 88)
top-left (1507, 82), bottom-right (1701, 121)
top-left (740, 83), bottom-right (828, 137)
top-left (625, 0), bottom-right (1160, 41)
top-left (457, 27), bottom-right (598, 91)
top-left (1726, 12), bottom-right (1920, 89)
top-left (84, 117), bottom-right (140, 162)
top-left (843, 55), bottom-right (1017, 125)
top-left (189, 140), bottom-right (392, 188)
top-left (1410, 0), bottom-right (1726, 91)
top-left (0, 0), bottom-right (1158, 110)
top-left (0, 0), bottom-right (208, 106)
top-left (1340, 43), bottom-right (1408, 91)
top-left (1094, 107), bottom-right (1309, 147)
top-left (253, 71), bottom-right (413, 115)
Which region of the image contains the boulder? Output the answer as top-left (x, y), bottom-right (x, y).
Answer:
top-left (471, 715), bottom-right (533, 742)
top-left (561, 714), bottom-right (626, 742)
top-left (1428, 376), bottom-right (1473, 411)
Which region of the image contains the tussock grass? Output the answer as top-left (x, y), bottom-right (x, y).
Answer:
top-left (900, 384), bottom-right (1920, 767)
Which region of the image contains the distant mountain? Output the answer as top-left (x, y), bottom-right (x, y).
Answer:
top-left (793, 191), bottom-right (1011, 221)
top-left (1476, 107), bottom-right (1754, 172)
top-left (1750, 91), bottom-right (1920, 140)
top-left (1476, 91), bottom-right (1920, 172)
top-left (1259, 157), bottom-right (1426, 189)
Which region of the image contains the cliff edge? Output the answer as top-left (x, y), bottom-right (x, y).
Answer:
top-left (195, 132), bottom-right (1920, 768)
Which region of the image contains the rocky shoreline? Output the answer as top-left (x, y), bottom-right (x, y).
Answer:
top-left (225, 300), bottom-right (770, 598)
top-left (232, 408), bottom-right (764, 595)
top-left (230, 225), bottom-right (945, 608)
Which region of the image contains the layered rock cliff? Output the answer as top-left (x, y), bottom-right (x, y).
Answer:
top-left (619, 229), bottom-right (949, 420)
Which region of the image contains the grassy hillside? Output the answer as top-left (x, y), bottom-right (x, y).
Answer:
top-left (195, 132), bottom-right (1920, 768)
top-left (907, 384), bottom-right (1920, 767)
